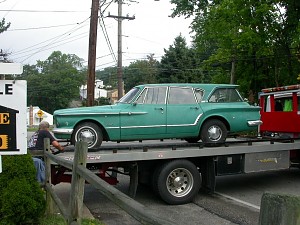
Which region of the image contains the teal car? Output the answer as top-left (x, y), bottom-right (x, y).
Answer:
top-left (53, 83), bottom-right (262, 149)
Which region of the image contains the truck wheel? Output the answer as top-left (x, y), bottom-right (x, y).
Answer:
top-left (153, 160), bottom-right (201, 205)
top-left (200, 119), bottom-right (227, 144)
top-left (72, 122), bottom-right (103, 149)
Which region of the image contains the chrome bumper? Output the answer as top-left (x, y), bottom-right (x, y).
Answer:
top-left (52, 128), bottom-right (73, 135)
top-left (247, 120), bottom-right (263, 127)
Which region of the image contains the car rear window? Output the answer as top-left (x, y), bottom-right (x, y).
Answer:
top-left (208, 88), bottom-right (243, 103)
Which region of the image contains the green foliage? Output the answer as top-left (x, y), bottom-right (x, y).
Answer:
top-left (0, 154), bottom-right (46, 224)
top-left (20, 51), bottom-right (86, 114)
top-left (39, 215), bottom-right (104, 225)
top-left (82, 97), bottom-right (111, 106)
top-left (124, 54), bottom-right (159, 91)
top-left (171, 0), bottom-right (300, 101)
top-left (96, 67), bottom-right (118, 89)
top-left (158, 35), bottom-right (204, 84)
top-left (0, 18), bottom-right (10, 34)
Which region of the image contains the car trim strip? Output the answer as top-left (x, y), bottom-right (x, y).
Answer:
top-left (106, 114), bottom-right (203, 129)
top-left (167, 114), bottom-right (203, 127)
top-left (57, 112), bottom-right (148, 116)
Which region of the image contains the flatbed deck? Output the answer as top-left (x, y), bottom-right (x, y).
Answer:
top-left (57, 138), bottom-right (300, 164)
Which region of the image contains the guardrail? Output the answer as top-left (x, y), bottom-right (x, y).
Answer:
top-left (39, 138), bottom-right (173, 225)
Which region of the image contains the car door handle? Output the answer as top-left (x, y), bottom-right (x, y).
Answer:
top-left (155, 107), bottom-right (164, 110)
top-left (190, 106), bottom-right (199, 110)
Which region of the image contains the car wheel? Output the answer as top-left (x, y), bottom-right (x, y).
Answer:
top-left (200, 119), bottom-right (227, 144)
top-left (72, 122), bottom-right (103, 149)
top-left (153, 160), bottom-right (201, 205)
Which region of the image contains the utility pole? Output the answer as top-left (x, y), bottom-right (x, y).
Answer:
top-left (87, 0), bottom-right (100, 106)
top-left (108, 0), bottom-right (135, 99)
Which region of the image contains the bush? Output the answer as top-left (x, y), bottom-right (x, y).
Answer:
top-left (0, 154), bottom-right (46, 224)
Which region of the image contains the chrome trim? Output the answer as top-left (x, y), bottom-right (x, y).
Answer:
top-left (106, 113), bottom-right (203, 129)
top-left (57, 112), bottom-right (120, 116)
top-left (119, 112), bottom-right (148, 115)
top-left (121, 124), bottom-right (166, 129)
top-left (167, 114), bottom-right (203, 127)
top-left (57, 112), bottom-right (150, 116)
top-left (52, 128), bottom-right (73, 134)
top-left (247, 120), bottom-right (263, 126)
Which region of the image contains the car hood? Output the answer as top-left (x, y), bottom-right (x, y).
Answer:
top-left (54, 104), bottom-right (126, 116)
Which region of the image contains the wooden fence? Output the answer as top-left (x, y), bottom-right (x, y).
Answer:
top-left (40, 138), bottom-right (173, 225)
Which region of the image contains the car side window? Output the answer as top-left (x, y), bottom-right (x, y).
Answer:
top-left (209, 88), bottom-right (242, 103)
top-left (168, 87), bottom-right (197, 104)
top-left (194, 88), bottom-right (204, 103)
top-left (136, 87), bottom-right (167, 104)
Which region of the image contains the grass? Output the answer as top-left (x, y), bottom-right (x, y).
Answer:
top-left (27, 126), bottom-right (38, 132)
top-left (39, 215), bottom-right (105, 225)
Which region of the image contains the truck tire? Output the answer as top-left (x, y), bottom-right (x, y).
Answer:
top-left (200, 119), bottom-right (227, 144)
top-left (72, 122), bottom-right (103, 149)
top-left (153, 160), bottom-right (201, 205)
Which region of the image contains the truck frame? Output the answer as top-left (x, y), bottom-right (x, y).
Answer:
top-left (52, 138), bottom-right (300, 205)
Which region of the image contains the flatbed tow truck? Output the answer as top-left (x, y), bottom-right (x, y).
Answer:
top-left (51, 85), bottom-right (300, 205)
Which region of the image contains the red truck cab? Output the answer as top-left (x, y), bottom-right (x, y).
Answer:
top-left (259, 84), bottom-right (300, 138)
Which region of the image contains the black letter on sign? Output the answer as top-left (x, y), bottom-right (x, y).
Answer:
top-left (5, 84), bottom-right (13, 95)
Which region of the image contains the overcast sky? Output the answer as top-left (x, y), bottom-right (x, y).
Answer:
top-left (0, 0), bottom-right (193, 69)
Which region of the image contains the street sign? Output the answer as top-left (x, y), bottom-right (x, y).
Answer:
top-left (0, 80), bottom-right (27, 155)
top-left (37, 109), bottom-right (44, 118)
top-left (0, 63), bottom-right (23, 75)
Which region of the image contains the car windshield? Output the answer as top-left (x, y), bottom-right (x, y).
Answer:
top-left (118, 87), bottom-right (140, 103)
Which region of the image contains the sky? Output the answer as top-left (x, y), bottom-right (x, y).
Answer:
top-left (0, 0), bottom-right (193, 70)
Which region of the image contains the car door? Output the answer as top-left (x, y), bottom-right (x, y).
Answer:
top-left (120, 86), bottom-right (168, 139)
top-left (166, 86), bottom-right (204, 136)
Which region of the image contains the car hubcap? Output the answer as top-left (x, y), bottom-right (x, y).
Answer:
top-left (207, 125), bottom-right (222, 141)
top-left (166, 168), bottom-right (193, 197)
top-left (77, 128), bottom-right (97, 147)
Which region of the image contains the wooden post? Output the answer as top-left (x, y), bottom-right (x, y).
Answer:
top-left (259, 192), bottom-right (300, 225)
top-left (44, 138), bottom-right (55, 215)
top-left (68, 141), bottom-right (88, 225)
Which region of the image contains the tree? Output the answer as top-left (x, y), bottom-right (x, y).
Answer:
top-left (96, 67), bottom-right (118, 89)
top-left (158, 35), bottom-right (204, 83)
top-left (171, 0), bottom-right (300, 99)
top-left (123, 54), bottom-right (159, 91)
top-left (22, 51), bottom-right (86, 114)
top-left (0, 18), bottom-right (10, 34)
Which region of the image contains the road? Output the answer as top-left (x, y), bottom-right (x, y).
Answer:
top-left (83, 167), bottom-right (300, 225)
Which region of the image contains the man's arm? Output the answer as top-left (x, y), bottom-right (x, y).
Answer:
top-left (51, 140), bottom-right (64, 151)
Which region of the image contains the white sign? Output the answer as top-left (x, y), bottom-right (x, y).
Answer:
top-left (0, 80), bottom-right (27, 155)
top-left (0, 63), bottom-right (23, 75)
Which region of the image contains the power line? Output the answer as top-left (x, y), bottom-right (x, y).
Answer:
top-left (7, 22), bottom-right (80, 31)
top-left (0, 9), bottom-right (86, 13)
top-left (99, 14), bottom-right (117, 63)
top-left (99, 0), bottom-right (118, 63)
top-left (13, 34), bottom-right (88, 62)
top-left (15, 18), bottom-right (90, 63)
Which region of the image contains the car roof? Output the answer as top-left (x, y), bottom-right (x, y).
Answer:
top-left (135, 83), bottom-right (239, 92)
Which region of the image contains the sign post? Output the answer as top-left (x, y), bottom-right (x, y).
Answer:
top-left (0, 63), bottom-right (25, 173)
